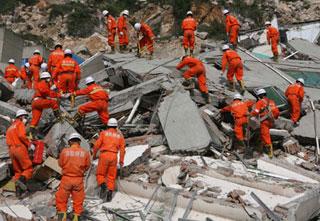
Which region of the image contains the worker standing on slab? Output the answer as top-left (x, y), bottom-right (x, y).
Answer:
top-left (220, 93), bottom-right (254, 150)
top-left (70, 76), bottom-right (109, 125)
top-left (53, 49), bottom-right (81, 94)
top-left (134, 22), bottom-right (155, 59)
top-left (48, 43), bottom-right (64, 74)
top-left (285, 78), bottom-right (305, 126)
top-left (117, 10), bottom-right (129, 52)
top-left (93, 118), bottom-right (126, 202)
top-left (29, 72), bottom-right (63, 138)
top-left (103, 10), bottom-right (117, 53)
top-left (221, 44), bottom-right (245, 93)
top-left (4, 59), bottom-right (20, 84)
top-left (223, 9), bottom-right (240, 49)
top-left (28, 49), bottom-right (44, 88)
top-left (176, 56), bottom-right (210, 103)
top-left (56, 133), bottom-right (90, 221)
top-left (6, 109), bottom-right (33, 197)
top-left (20, 62), bottom-right (32, 89)
top-left (251, 89), bottom-right (280, 158)
top-left (181, 11), bottom-right (197, 56)
top-left (265, 21), bottom-right (280, 61)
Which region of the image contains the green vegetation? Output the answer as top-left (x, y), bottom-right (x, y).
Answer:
top-left (198, 20), bottom-right (226, 40)
top-left (0, 0), bottom-right (38, 13)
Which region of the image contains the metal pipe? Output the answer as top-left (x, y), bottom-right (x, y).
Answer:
top-left (283, 51), bottom-right (299, 60)
top-left (125, 97), bottom-right (141, 124)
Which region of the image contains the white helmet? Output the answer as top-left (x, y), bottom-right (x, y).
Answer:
top-left (233, 93), bottom-right (243, 100)
top-left (41, 63), bottom-right (48, 70)
top-left (64, 49), bottom-right (72, 55)
top-left (34, 49), bottom-right (41, 54)
top-left (134, 23), bottom-right (141, 31)
top-left (68, 132), bottom-right (82, 141)
top-left (223, 9), bottom-right (229, 15)
top-left (102, 10), bottom-right (109, 16)
top-left (85, 76), bottom-right (95, 85)
top-left (107, 118), bottom-right (118, 127)
top-left (222, 44), bottom-right (230, 51)
top-left (256, 88), bottom-right (266, 96)
top-left (16, 109), bottom-right (28, 118)
top-left (123, 10), bottom-right (129, 16)
top-left (40, 72), bottom-right (51, 79)
top-left (24, 62), bottom-right (30, 68)
top-left (187, 11), bottom-right (193, 16)
top-left (296, 78), bottom-right (305, 85)
top-left (265, 21), bottom-right (271, 26)
top-left (8, 59), bottom-right (15, 64)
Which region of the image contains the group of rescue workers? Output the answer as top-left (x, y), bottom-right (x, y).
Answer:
top-left (2, 8), bottom-right (305, 221)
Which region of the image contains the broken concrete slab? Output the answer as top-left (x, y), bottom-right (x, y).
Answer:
top-left (288, 38), bottom-right (320, 61)
top-left (80, 52), bottom-right (105, 78)
top-left (0, 162), bottom-right (9, 182)
top-left (0, 76), bottom-right (14, 101)
top-left (158, 89), bottom-right (211, 152)
top-left (14, 88), bottom-right (34, 105)
top-left (33, 157), bottom-right (61, 181)
top-left (0, 205), bottom-right (32, 220)
top-left (122, 145), bottom-right (150, 177)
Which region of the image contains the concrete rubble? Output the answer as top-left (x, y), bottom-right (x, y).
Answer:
top-left (1, 36), bottom-right (320, 221)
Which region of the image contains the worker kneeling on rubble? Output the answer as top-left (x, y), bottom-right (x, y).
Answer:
top-left (251, 89), bottom-right (280, 158)
top-left (285, 78), bottom-right (305, 126)
top-left (93, 118), bottom-right (126, 202)
top-left (56, 133), bottom-right (91, 221)
top-left (6, 109), bottom-right (34, 197)
top-left (134, 22), bottom-right (155, 59)
top-left (176, 55), bottom-right (210, 103)
top-left (220, 93), bottom-right (254, 150)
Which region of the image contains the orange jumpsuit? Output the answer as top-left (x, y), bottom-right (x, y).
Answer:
top-left (30, 80), bottom-right (59, 127)
top-left (93, 128), bottom-right (125, 191)
top-left (225, 15), bottom-right (240, 46)
top-left (176, 56), bottom-right (208, 93)
top-left (266, 26), bottom-right (280, 57)
top-left (285, 83), bottom-right (304, 123)
top-left (222, 49), bottom-right (243, 82)
top-left (29, 54), bottom-right (43, 87)
top-left (56, 143), bottom-right (90, 215)
top-left (251, 97), bottom-right (280, 145)
top-left (139, 23), bottom-right (155, 53)
top-left (181, 17), bottom-right (197, 50)
top-left (4, 64), bottom-right (20, 84)
top-left (6, 119), bottom-right (32, 181)
top-left (117, 15), bottom-right (129, 46)
top-left (106, 15), bottom-right (117, 47)
top-left (53, 57), bottom-right (81, 93)
top-left (48, 48), bottom-right (65, 73)
top-left (74, 83), bottom-right (109, 124)
top-left (20, 66), bottom-right (33, 89)
top-left (221, 100), bottom-right (254, 141)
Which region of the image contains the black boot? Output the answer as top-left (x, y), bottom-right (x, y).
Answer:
top-left (53, 109), bottom-right (63, 122)
top-left (106, 190), bottom-right (113, 202)
top-left (57, 212), bottom-right (67, 221)
top-left (184, 48), bottom-right (188, 55)
top-left (99, 183), bottom-right (107, 200)
top-left (16, 176), bottom-right (27, 197)
top-left (29, 126), bottom-right (37, 140)
top-left (203, 93), bottom-right (211, 104)
top-left (190, 49), bottom-right (194, 57)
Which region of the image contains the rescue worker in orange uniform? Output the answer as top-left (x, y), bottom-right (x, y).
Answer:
top-left (181, 11), bottom-right (197, 56)
top-left (221, 44), bottom-right (245, 93)
top-left (56, 133), bottom-right (90, 221)
top-left (30, 72), bottom-right (63, 138)
top-left (251, 88), bottom-right (280, 158)
top-left (223, 9), bottom-right (240, 49)
top-left (6, 109), bottom-right (34, 197)
top-left (103, 10), bottom-right (117, 53)
top-left (28, 49), bottom-right (44, 88)
top-left (265, 21), bottom-right (280, 61)
top-left (68, 76), bottom-right (109, 125)
top-left (4, 59), bottom-right (20, 84)
top-left (20, 62), bottom-right (33, 89)
top-left (285, 78), bottom-right (305, 125)
top-left (53, 49), bottom-right (81, 94)
top-left (134, 22), bottom-right (155, 59)
top-left (93, 118), bottom-right (126, 202)
top-left (117, 10), bottom-right (130, 52)
top-left (220, 93), bottom-right (254, 149)
top-left (176, 56), bottom-right (210, 103)
top-left (48, 43), bottom-right (64, 74)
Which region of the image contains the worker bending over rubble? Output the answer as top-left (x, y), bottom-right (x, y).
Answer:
top-left (118, 10), bottom-right (130, 52)
top-left (103, 10), bottom-right (117, 53)
top-left (251, 88), bottom-right (279, 158)
top-left (265, 21), bottom-right (280, 61)
top-left (285, 78), bottom-right (305, 125)
top-left (28, 49), bottom-right (44, 88)
top-left (93, 118), bottom-right (126, 202)
top-left (48, 43), bottom-right (65, 74)
top-left (220, 93), bottom-right (254, 150)
top-left (176, 56), bottom-right (211, 103)
top-left (56, 133), bottom-right (91, 221)
top-left (181, 11), bottom-right (197, 56)
top-left (4, 59), bottom-right (20, 84)
top-left (134, 22), bottom-right (155, 59)
top-left (6, 109), bottom-right (33, 197)
top-left (223, 9), bottom-right (240, 49)
top-left (20, 62), bottom-right (32, 89)
top-left (221, 44), bottom-right (245, 93)
top-left (69, 76), bottom-right (109, 125)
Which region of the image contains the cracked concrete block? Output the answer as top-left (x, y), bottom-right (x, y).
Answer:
top-left (0, 76), bottom-right (14, 101)
top-left (0, 162), bottom-right (10, 182)
top-left (14, 88), bottom-right (34, 105)
top-left (0, 205), bottom-right (32, 220)
top-left (283, 139), bottom-right (300, 155)
top-left (80, 52), bottom-right (105, 78)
